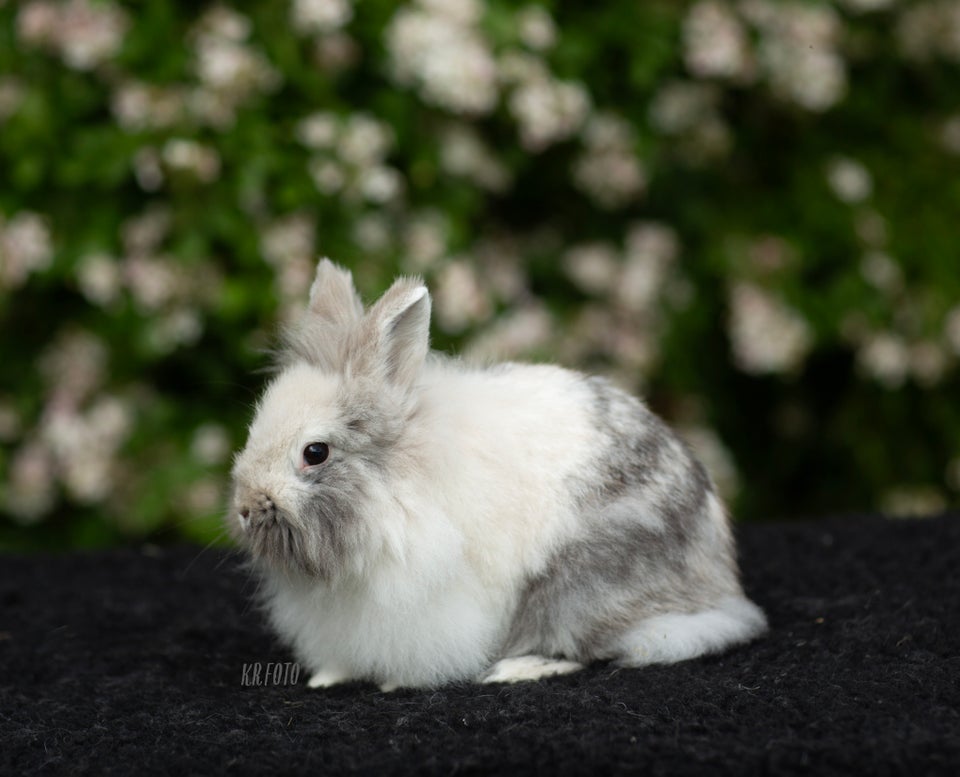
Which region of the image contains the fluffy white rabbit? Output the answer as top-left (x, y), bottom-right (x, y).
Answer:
top-left (229, 259), bottom-right (766, 690)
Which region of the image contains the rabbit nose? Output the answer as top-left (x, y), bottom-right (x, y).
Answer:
top-left (236, 494), bottom-right (277, 529)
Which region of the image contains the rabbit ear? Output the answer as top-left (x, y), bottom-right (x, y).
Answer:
top-left (281, 259), bottom-right (363, 370)
top-left (307, 258), bottom-right (364, 326)
top-left (351, 278), bottom-right (431, 391)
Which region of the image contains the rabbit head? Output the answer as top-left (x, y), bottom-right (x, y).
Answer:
top-left (229, 259), bottom-right (431, 579)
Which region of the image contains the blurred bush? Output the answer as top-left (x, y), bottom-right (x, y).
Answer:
top-left (1, 0), bottom-right (959, 549)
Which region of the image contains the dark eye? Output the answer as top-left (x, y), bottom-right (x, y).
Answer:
top-left (302, 442), bottom-right (330, 467)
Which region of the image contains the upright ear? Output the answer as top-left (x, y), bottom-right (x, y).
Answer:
top-left (281, 259), bottom-right (363, 370)
top-left (307, 258), bottom-right (364, 326)
top-left (350, 277), bottom-right (431, 392)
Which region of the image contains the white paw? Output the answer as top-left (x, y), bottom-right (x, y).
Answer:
top-left (481, 655), bottom-right (583, 684)
top-left (378, 681), bottom-right (401, 693)
top-left (307, 669), bottom-right (349, 689)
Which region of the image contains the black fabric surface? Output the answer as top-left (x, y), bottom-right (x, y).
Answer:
top-left (2, 514), bottom-right (959, 775)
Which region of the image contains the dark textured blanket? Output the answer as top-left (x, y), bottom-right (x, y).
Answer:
top-left (2, 514), bottom-right (958, 775)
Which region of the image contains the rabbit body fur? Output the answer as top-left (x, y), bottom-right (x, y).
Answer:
top-left (230, 260), bottom-right (766, 689)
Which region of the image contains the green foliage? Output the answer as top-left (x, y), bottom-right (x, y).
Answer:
top-left (1, 0), bottom-right (959, 550)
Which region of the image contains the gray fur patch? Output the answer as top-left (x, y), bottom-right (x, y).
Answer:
top-left (335, 377), bottom-right (408, 466)
top-left (238, 459), bottom-right (371, 580)
top-left (278, 324), bottom-right (353, 374)
top-left (500, 375), bottom-right (740, 661)
top-left (295, 467), bottom-right (370, 579)
top-left (580, 376), bottom-right (712, 549)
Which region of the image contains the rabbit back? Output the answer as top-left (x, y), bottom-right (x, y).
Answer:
top-left (492, 373), bottom-right (764, 664)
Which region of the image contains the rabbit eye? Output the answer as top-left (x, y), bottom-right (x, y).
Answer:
top-left (302, 442), bottom-right (330, 467)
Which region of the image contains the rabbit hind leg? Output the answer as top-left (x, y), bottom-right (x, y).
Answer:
top-left (613, 596), bottom-right (767, 667)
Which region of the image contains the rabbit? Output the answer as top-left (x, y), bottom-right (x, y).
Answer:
top-left (229, 258), bottom-right (767, 690)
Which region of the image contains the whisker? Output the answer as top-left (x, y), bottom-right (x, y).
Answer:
top-left (181, 528), bottom-right (231, 575)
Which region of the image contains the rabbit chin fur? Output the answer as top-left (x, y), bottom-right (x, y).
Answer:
top-left (229, 259), bottom-right (767, 690)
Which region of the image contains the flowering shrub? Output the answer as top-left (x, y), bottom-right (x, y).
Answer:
top-left (1, 0), bottom-right (959, 548)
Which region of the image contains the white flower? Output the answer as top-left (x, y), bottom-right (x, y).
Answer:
top-left (196, 40), bottom-right (256, 91)
top-left (123, 255), bottom-right (182, 312)
top-left (728, 282), bottom-right (813, 374)
top-left (466, 304), bottom-right (554, 362)
top-left (0, 211), bottom-right (54, 289)
top-left (386, 1), bottom-right (498, 115)
top-left (191, 423), bottom-right (231, 466)
top-left (42, 396), bottom-right (134, 504)
top-left (509, 76), bottom-right (590, 151)
top-left (648, 81), bottom-right (718, 135)
top-left (440, 124), bottom-right (512, 192)
top-left (881, 486), bottom-right (946, 518)
top-left (146, 308), bottom-right (204, 353)
top-left (184, 478), bottom-right (223, 515)
top-left (133, 147), bottom-right (164, 192)
top-left (309, 159), bottom-right (346, 194)
top-left (295, 112), bottom-right (340, 149)
top-left (77, 252), bottom-right (123, 307)
top-left (39, 329), bottom-right (108, 410)
top-left (162, 139), bottom-right (221, 183)
top-left (433, 259), bottom-right (492, 333)
top-left (403, 210), bottom-right (449, 271)
top-left (191, 8), bottom-right (281, 114)
top-left (122, 206), bottom-right (172, 258)
top-left (353, 214), bottom-right (392, 253)
top-left (4, 440), bottom-right (56, 523)
top-left (475, 237), bottom-right (528, 300)
top-left (420, 0), bottom-right (483, 26)
top-left (564, 305), bottom-right (657, 375)
top-left (275, 255), bottom-right (315, 313)
top-left (826, 157), bottom-right (873, 203)
top-left (18, 0), bottom-right (129, 71)
top-left (765, 48), bottom-right (845, 112)
top-left (617, 223), bottom-right (679, 314)
top-left (897, 1), bottom-right (960, 63)
top-left (58, 2), bottom-right (128, 70)
top-left (839, 0), bottom-right (896, 11)
top-left (683, 1), bottom-right (754, 81)
top-left (563, 242), bottom-right (620, 295)
top-left (943, 306), bottom-right (960, 355)
top-left (16, 1), bottom-right (59, 46)
top-left (857, 331), bottom-right (910, 388)
top-left (291, 0), bottom-right (354, 34)
top-left (337, 114), bottom-right (394, 167)
top-left (859, 251), bottom-right (902, 293)
top-left (299, 113), bottom-right (399, 200)
top-left (356, 165), bottom-right (403, 204)
top-left (198, 6), bottom-right (251, 41)
top-left (261, 213), bottom-right (316, 267)
top-left (111, 81), bottom-right (186, 132)
top-left (517, 6), bottom-right (557, 51)
top-left (572, 114), bottom-right (646, 209)
top-left (744, 1), bottom-right (847, 111)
